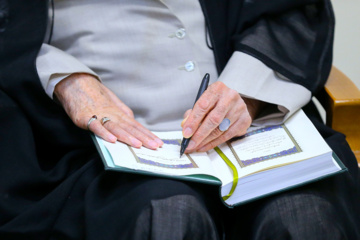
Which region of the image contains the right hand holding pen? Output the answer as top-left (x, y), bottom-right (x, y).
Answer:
top-left (54, 73), bottom-right (163, 149)
top-left (180, 81), bottom-right (264, 153)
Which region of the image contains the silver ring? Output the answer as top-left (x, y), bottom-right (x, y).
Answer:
top-left (101, 117), bottom-right (111, 125)
top-left (87, 115), bottom-right (97, 130)
top-left (219, 118), bottom-right (231, 132)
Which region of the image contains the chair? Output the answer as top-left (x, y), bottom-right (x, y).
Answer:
top-left (320, 66), bottom-right (360, 165)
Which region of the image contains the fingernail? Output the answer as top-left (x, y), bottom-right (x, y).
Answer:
top-left (187, 140), bottom-right (196, 150)
top-left (131, 138), bottom-right (142, 148)
top-left (183, 127), bottom-right (193, 138)
top-left (155, 138), bottom-right (163, 146)
top-left (148, 140), bottom-right (158, 149)
top-left (109, 134), bottom-right (117, 142)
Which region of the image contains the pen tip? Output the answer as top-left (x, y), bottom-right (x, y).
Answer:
top-left (180, 149), bottom-right (184, 158)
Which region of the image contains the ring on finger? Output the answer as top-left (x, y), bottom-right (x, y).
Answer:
top-left (87, 115), bottom-right (97, 130)
top-left (101, 117), bottom-right (111, 125)
top-left (219, 118), bottom-right (231, 132)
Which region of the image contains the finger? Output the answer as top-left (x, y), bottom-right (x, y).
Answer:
top-left (192, 107), bottom-right (240, 151)
top-left (181, 88), bottom-right (219, 138)
top-left (104, 122), bottom-right (143, 148)
top-left (122, 117), bottom-right (164, 147)
top-left (104, 120), bottom-right (161, 150)
top-left (134, 124), bottom-right (164, 148)
top-left (102, 109), bottom-right (163, 147)
top-left (186, 91), bottom-right (240, 150)
top-left (88, 119), bottom-right (118, 143)
top-left (195, 116), bottom-right (251, 152)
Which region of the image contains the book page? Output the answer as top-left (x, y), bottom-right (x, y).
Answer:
top-left (222, 110), bottom-right (333, 178)
top-left (230, 125), bottom-right (301, 168)
top-left (101, 131), bottom-right (216, 177)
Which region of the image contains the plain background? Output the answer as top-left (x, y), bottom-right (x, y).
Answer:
top-left (332, 0), bottom-right (360, 88)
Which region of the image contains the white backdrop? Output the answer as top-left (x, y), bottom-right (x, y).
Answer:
top-left (332, 0), bottom-right (360, 88)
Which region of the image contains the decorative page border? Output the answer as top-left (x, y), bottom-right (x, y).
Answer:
top-left (128, 139), bottom-right (199, 169)
top-left (228, 125), bottom-right (302, 168)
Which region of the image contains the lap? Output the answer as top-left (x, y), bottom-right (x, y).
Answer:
top-left (1, 98), bottom-right (359, 240)
top-left (82, 170), bottom-right (222, 240)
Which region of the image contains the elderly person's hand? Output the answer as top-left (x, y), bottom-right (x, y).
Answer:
top-left (181, 81), bottom-right (264, 153)
top-left (54, 73), bottom-right (163, 149)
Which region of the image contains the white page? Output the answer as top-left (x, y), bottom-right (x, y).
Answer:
top-left (102, 131), bottom-right (216, 177)
top-left (223, 110), bottom-right (333, 178)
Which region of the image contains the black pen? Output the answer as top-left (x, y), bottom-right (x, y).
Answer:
top-left (180, 73), bottom-right (210, 157)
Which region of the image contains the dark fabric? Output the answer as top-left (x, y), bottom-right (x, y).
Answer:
top-left (0, 0), bottom-right (359, 239)
top-left (0, 93), bottom-right (223, 239)
top-left (0, 90), bottom-right (222, 239)
top-left (132, 195), bottom-right (219, 240)
top-left (200, 0), bottom-right (334, 94)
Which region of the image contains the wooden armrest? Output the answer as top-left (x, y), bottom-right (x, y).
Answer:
top-left (323, 66), bottom-right (360, 163)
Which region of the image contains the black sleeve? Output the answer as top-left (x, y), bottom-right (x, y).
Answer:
top-left (202, 0), bottom-right (334, 95)
top-left (233, 1), bottom-right (335, 94)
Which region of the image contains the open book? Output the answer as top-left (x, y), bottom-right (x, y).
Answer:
top-left (92, 110), bottom-right (346, 207)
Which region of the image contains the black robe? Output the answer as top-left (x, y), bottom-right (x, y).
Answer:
top-left (0, 0), bottom-right (359, 239)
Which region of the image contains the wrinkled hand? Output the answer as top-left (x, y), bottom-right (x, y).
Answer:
top-left (181, 81), bottom-right (264, 153)
top-left (54, 73), bottom-right (163, 149)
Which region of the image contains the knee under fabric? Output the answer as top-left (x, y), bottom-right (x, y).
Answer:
top-left (252, 193), bottom-right (346, 240)
top-left (131, 195), bottom-right (219, 240)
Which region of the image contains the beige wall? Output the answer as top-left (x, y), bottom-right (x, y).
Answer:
top-left (332, 0), bottom-right (360, 89)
